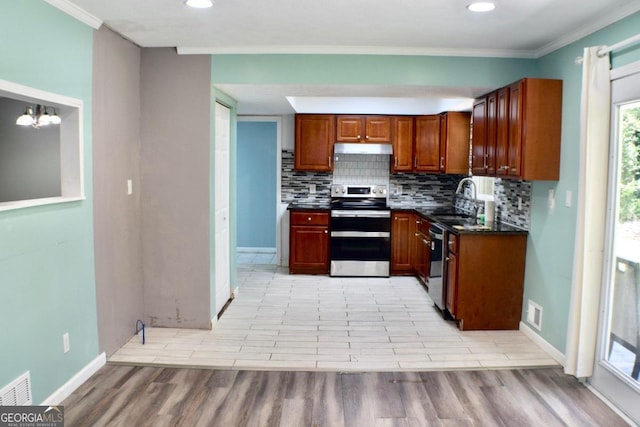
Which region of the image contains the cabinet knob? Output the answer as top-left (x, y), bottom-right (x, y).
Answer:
top-left (308, 217), bottom-right (312, 221)
top-left (394, 156), bottom-right (398, 167)
top-left (357, 134), bottom-right (361, 141)
top-left (365, 135), bottom-right (369, 140)
top-left (324, 230), bottom-right (328, 234)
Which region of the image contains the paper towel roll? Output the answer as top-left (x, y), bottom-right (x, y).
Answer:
top-left (485, 200), bottom-right (496, 224)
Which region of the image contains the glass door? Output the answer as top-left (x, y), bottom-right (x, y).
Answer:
top-left (590, 67), bottom-right (640, 424)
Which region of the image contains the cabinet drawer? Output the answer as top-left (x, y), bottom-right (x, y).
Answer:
top-left (418, 219), bottom-right (431, 236)
top-left (447, 233), bottom-right (458, 254)
top-left (291, 211), bottom-right (329, 226)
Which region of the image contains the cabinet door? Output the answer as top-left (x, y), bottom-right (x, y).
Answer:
top-left (295, 115), bottom-right (335, 171)
top-left (289, 225), bottom-right (329, 273)
top-left (391, 212), bottom-right (414, 274)
top-left (365, 116), bottom-right (391, 143)
top-left (441, 112), bottom-right (471, 174)
top-left (507, 81), bottom-right (523, 177)
top-left (485, 92), bottom-right (498, 176)
top-left (495, 87), bottom-right (510, 176)
top-left (471, 99), bottom-right (487, 175)
top-left (414, 115), bottom-right (441, 172)
top-left (446, 252), bottom-right (458, 316)
top-left (336, 115), bottom-right (364, 142)
top-left (391, 116), bottom-right (414, 172)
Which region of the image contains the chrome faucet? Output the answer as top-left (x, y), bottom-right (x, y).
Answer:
top-left (455, 177), bottom-right (479, 218)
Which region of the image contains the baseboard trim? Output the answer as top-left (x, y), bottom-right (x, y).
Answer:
top-left (41, 352), bottom-right (106, 405)
top-left (237, 247), bottom-right (276, 253)
top-left (519, 321), bottom-right (566, 366)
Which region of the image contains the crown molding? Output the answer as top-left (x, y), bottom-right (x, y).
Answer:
top-left (44, 0), bottom-right (102, 30)
top-left (177, 45), bottom-right (538, 59)
top-left (534, 3), bottom-right (640, 58)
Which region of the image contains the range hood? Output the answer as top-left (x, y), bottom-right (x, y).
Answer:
top-left (333, 143), bottom-right (393, 155)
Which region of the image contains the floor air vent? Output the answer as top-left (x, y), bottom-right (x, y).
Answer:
top-left (527, 300), bottom-right (543, 331)
top-left (0, 371), bottom-right (32, 406)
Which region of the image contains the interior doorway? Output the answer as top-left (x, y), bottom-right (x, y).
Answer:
top-left (236, 117), bottom-right (281, 265)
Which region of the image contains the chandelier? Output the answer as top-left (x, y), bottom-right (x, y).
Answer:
top-left (16, 104), bottom-right (61, 129)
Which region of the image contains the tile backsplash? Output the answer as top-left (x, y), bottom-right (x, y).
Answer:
top-left (281, 149), bottom-right (532, 230)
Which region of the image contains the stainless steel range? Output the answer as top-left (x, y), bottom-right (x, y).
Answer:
top-left (329, 184), bottom-right (391, 277)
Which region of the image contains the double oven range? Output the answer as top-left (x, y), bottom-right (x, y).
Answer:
top-left (329, 184), bottom-right (391, 277)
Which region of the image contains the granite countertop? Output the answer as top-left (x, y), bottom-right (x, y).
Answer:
top-left (287, 201), bottom-right (331, 211)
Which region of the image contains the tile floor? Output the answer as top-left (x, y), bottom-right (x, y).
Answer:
top-left (236, 250), bottom-right (277, 265)
top-left (110, 263), bottom-right (559, 372)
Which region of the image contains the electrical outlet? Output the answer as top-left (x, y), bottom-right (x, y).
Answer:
top-left (127, 179), bottom-right (133, 195)
top-left (396, 185), bottom-right (402, 195)
top-left (517, 197), bottom-right (522, 211)
top-left (548, 189), bottom-right (555, 209)
top-left (63, 333), bottom-right (70, 353)
top-left (309, 184), bottom-right (316, 194)
top-left (565, 190), bottom-right (572, 207)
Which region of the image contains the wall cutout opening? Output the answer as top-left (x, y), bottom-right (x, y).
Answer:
top-left (0, 80), bottom-right (84, 211)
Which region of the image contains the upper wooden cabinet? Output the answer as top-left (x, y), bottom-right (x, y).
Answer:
top-left (391, 116), bottom-right (414, 172)
top-left (414, 115), bottom-right (441, 172)
top-left (472, 78), bottom-right (562, 180)
top-left (439, 112), bottom-right (471, 175)
top-left (294, 114), bottom-right (335, 171)
top-left (336, 115), bottom-right (391, 143)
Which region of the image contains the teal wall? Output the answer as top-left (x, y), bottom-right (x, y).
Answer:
top-left (237, 121), bottom-right (277, 248)
top-left (211, 54), bottom-right (539, 87)
top-left (0, 1), bottom-right (98, 404)
top-left (525, 11), bottom-right (640, 353)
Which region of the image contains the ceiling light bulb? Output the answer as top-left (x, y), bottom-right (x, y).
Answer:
top-left (50, 113), bottom-right (62, 125)
top-left (16, 107), bottom-right (34, 126)
top-left (467, 2), bottom-right (496, 12)
top-left (185, 0), bottom-right (213, 8)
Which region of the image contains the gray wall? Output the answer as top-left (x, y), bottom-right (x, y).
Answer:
top-left (140, 48), bottom-right (212, 328)
top-left (0, 98), bottom-right (61, 202)
top-left (92, 27), bottom-right (143, 356)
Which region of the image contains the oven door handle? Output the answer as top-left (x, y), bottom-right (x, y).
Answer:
top-left (331, 231), bottom-right (390, 238)
top-left (331, 210), bottom-right (391, 218)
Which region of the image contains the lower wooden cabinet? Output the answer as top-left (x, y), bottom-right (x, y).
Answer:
top-left (444, 232), bottom-right (527, 330)
top-left (391, 212), bottom-right (415, 274)
top-left (289, 211), bottom-right (329, 274)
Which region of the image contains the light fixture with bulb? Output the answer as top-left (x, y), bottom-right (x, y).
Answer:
top-left (467, 2), bottom-right (496, 12)
top-left (16, 104), bottom-right (62, 129)
top-left (185, 0), bottom-right (213, 8)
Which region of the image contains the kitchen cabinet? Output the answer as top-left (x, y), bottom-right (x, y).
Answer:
top-left (294, 114), bottom-right (335, 171)
top-left (414, 217), bottom-right (431, 284)
top-left (289, 210), bottom-right (330, 274)
top-left (472, 78), bottom-right (562, 180)
top-left (472, 89), bottom-right (507, 177)
top-left (391, 211), bottom-right (415, 274)
top-left (336, 115), bottom-right (391, 143)
top-left (414, 115), bottom-right (441, 172)
top-left (439, 112), bottom-right (471, 174)
top-left (391, 116), bottom-right (414, 172)
top-left (506, 78), bottom-right (562, 180)
top-left (443, 232), bottom-right (527, 330)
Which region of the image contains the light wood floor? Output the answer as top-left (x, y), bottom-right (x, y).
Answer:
top-left (62, 364), bottom-right (628, 426)
top-left (109, 265), bottom-right (558, 371)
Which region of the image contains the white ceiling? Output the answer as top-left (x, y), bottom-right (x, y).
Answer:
top-left (54, 0), bottom-right (640, 114)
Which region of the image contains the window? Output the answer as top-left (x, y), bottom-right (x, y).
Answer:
top-left (0, 80), bottom-right (84, 211)
top-left (472, 176), bottom-right (495, 201)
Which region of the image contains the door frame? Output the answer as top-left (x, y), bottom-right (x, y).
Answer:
top-left (589, 60), bottom-right (640, 424)
top-left (236, 116), bottom-right (282, 264)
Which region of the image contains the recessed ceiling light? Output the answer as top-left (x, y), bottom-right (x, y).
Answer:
top-left (185, 0), bottom-right (213, 8)
top-left (467, 2), bottom-right (496, 12)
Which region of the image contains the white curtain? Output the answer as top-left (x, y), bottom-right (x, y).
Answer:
top-left (565, 46), bottom-right (611, 378)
